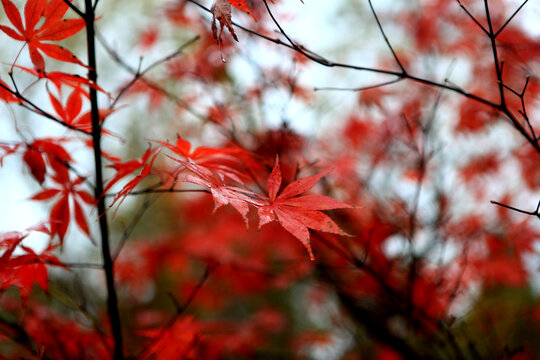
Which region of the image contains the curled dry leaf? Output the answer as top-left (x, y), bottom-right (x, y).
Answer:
top-left (211, 0), bottom-right (238, 45)
top-left (211, 0), bottom-right (237, 62)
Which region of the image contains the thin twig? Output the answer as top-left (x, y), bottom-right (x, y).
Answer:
top-left (186, 0), bottom-right (501, 108)
top-left (62, 0), bottom-right (85, 18)
top-left (109, 35), bottom-right (199, 109)
top-left (62, 262), bottom-right (104, 269)
top-left (494, 0), bottom-right (529, 38)
top-left (4, 75), bottom-right (91, 136)
top-left (314, 78), bottom-right (401, 92)
top-left (456, 0), bottom-right (489, 35)
top-left (490, 199), bottom-right (540, 218)
top-left (367, 0), bottom-right (406, 73)
top-left (136, 264), bottom-right (213, 360)
top-left (95, 31), bottom-right (205, 120)
top-left (104, 186), bottom-right (211, 198)
top-left (112, 194), bottom-right (158, 260)
top-left (186, 0), bottom-right (540, 171)
top-left (169, 264), bottom-right (213, 316)
top-left (484, 0), bottom-right (506, 107)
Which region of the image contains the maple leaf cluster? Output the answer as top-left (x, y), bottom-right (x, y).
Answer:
top-left (0, 0), bottom-right (86, 73)
top-left (105, 137), bottom-right (352, 260)
top-left (0, 232), bottom-right (64, 300)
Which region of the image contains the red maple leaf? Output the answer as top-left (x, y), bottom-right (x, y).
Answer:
top-left (23, 146), bottom-right (46, 184)
top-left (158, 136), bottom-right (247, 184)
top-left (174, 158), bottom-right (264, 225)
top-left (258, 157), bottom-right (352, 260)
top-left (24, 138), bottom-right (72, 184)
top-left (0, 232), bottom-right (65, 298)
top-left (0, 143), bottom-right (20, 165)
top-left (15, 65), bottom-right (105, 94)
top-left (0, 0), bottom-right (86, 73)
top-left (227, 0), bottom-right (256, 20)
top-left (138, 316), bottom-right (200, 360)
top-left (48, 87), bottom-right (83, 125)
top-left (31, 176), bottom-right (95, 243)
top-left (48, 88), bottom-right (115, 134)
top-left (106, 148), bottom-right (161, 214)
top-left (104, 147), bottom-right (161, 196)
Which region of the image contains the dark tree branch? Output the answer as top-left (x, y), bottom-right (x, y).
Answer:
top-left (169, 264), bottom-right (213, 316)
top-left (136, 264), bottom-right (213, 360)
top-left (112, 194), bottom-right (158, 260)
top-left (494, 0), bottom-right (529, 38)
top-left (106, 35), bottom-right (199, 109)
top-left (62, 0), bottom-right (85, 18)
top-left (185, 0), bottom-right (502, 109)
top-left (0, 313), bottom-right (44, 359)
top-left (490, 199), bottom-right (540, 218)
top-left (63, 262), bottom-right (104, 269)
top-left (367, 0), bottom-right (407, 73)
top-left (95, 31), bottom-right (205, 120)
top-left (255, 0), bottom-right (540, 153)
top-left (83, 0), bottom-right (124, 358)
top-left (314, 78), bottom-right (402, 92)
top-left (106, 187), bottom-right (211, 198)
top-left (2, 75), bottom-right (91, 136)
top-left (456, 0), bottom-right (489, 35)
top-left (484, 0), bottom-right (506, 107)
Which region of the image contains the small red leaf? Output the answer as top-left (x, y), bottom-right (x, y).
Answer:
top-left (66, 88), bottom-right (83, 119)
top-left (37, 43), bottom-right (86, 66)
top-left (50, 195), bottom-right (69, 242)
top-left (24, 0), bottom-right (46, 32)
top-left (267, 156), bottom-right (282, 201)
top-left (279, 169), bottom-right (331, 200)
top-left (30, 188), bottom-right (61, 201)
top-left (36, 18), bottom-right (86, 41)
top-left (0, 24), bottom-right (24, 40)
top-left (23, 147), bottom-right (46, 184)
top-left (28, 44), bottom-right (46, 73)
top-left (0, 0), bottom-right (86, 71)
top-left (227, 0), bottom-right (256, 20)
top-left (274, 208), bottom-right (314, 260)
top-left (43, 0), bottom-right (70, 23)
top-left (76, 190), bottom-right (95, 205)
top-left (1, 0), bottom-right (24, 35)
top-left (282, 195), bottom-right (352, 210)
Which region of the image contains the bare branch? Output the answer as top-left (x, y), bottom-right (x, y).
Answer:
top-left (456, 0), bottom-right (489, 35)
top-left (314, 78), bottom-right (402, 92)
top-left (95, 31), bottom-right (205, 120)
top-left (490, 200), bottom-right (540, 218)
top-left (5, 74), bottom-right (92, 136)
top-left (494, 0), bottom-right (529, 38)
top-left (63, 262), bottom-right (104, 269)
top-left (62, 0), bottom-right (85, 18)
top-left (108, 35), bottom-right (199, 109)
top-left (136, 264), bottom-right (214, 360)
top-left (367, 0), bottom-right (407, 73)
